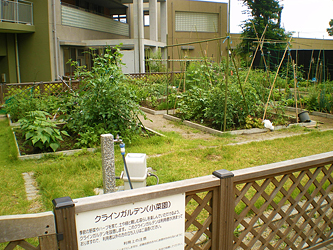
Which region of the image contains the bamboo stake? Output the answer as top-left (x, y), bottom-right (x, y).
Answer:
top-left (291, 58), bottom-right (299, 122)
top-left (285, 55), bottom-right (289, 93)
top-left (231, 51), bottom-right (249, 114)
top-left (315, 49), bottom-right (322, 85)
top-left (196, 29), bottom-right (213, 87)
top-left (251, 22), bottom-right (271, 86)
top-left (306, 50), bottom-right (314, 88)
top-left (263, 37), bottom-right (292, 120)
top-left (223, 0), bottom-right (231, 132)
top-left (165, 36), bottom-right (228, 48)
top-left (243, 25), bottom-right (268, 86)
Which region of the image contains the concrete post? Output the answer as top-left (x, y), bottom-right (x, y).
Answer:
top-left (160, 1), bottom-right (167, 44)
top-left (133, 0), bottom-right (145, 73)
top-left (101, 134), bottom-right (116, 194)
top-left (160, 1), bottom-right (168, 69)
top-left (149, 0), bottom-right (158, 42)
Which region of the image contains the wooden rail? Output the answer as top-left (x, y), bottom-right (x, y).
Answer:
top-left (0, 212), bottom-right (57, 249)
top-left (1, 151), bottom-right (333, 249)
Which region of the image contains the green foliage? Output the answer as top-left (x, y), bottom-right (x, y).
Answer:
top-left (75, 124), bottom-right (108, 148)
top-left (146, 48), bottom-right (166, 73)
top-left (184, 61), bottom-right (222, 90)
top-left (175, 60), bottom-right (282, 131)
top-left (245, 115), bottom-right (264, 129)
top-left (177, 86), bottom-right (209, 122)
top-left (130, 76), bottom-right (178, 110)
top-left (238, 0), bottom-right (290, 55)
top-left (66, 46), bottom-right (145, 145)
top-left (284, 82), bottom-right (333, 114)
top-left (5, 93), bottom-right (62, 122)
top-left (18, 111), bottom-right (69, 152)
top-left (327, 19), bottom-right (333, 36)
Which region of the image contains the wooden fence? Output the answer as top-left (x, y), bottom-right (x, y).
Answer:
top-left (0, 73), bottom-right (183, 104)
top-left (1, 151), bottom-right (333, 249)
top-left (0, 80), bottom-right (81, 104)
top-left (127, 72), bottom-right (183, 83)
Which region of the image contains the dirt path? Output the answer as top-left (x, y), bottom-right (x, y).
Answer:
top-left (139, 112), bottom-right (333, 144)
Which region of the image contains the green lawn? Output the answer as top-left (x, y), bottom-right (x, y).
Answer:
top-left (1, 118), bottom-right (333, 215)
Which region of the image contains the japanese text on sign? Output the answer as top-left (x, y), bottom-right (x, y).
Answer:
top-left (75, 193), bottom-right (185, 250)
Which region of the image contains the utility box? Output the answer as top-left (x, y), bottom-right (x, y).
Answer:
top-left (124, 153), bottom-right (147, 190)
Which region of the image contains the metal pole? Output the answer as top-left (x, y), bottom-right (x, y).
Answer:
top-left (101, 134), bottom-right (116, 194)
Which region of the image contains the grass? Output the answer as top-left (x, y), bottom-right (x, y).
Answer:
top-left (0, 117), bottom-right (333, 215)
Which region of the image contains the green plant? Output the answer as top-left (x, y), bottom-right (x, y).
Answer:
top-left (146, 48), bottom-right (166, 73)
top-left (18, 111), bottom-right (69, 152)
top-left (66, 45), bottom-right (145, 143)
top-left (245, 115), bottom-right (264, 129)
top-left (75, 124), bottom-right (108, 148)
top-left (177, 86), bottom-right (209, 122)
top-left (5, 93), bottom-right (64, 122)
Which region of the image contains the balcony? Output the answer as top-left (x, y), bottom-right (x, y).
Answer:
top-left (0, 0), bottom-right (34, 33)
top-left (61, 4), bottom-right (129, 37)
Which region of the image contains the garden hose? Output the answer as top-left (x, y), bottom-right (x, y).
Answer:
top-left (148, 172), bottom-right (159, 185)
top-left (120, 142), bottom-right (133, 189)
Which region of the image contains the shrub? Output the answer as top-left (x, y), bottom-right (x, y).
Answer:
top-left (66, 46), bottom-right (145, 144)
top-left (5, 93), bottom-right (62, 122)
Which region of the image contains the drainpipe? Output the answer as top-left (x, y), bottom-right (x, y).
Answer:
top-left (14, 33), bottom-right (21, 83)
top-left (52, 0), bottom-right (59, 80)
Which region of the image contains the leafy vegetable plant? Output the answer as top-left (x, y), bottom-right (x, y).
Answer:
top-left (19, 111), bottom-right (69, 152)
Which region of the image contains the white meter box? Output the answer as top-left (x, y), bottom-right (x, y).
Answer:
top-left (75, 193), bottom-right (185, 250)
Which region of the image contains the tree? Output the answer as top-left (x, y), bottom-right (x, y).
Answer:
top-left (328, 19), bottom-right (333, 36)
top-left (237, 0), bottom-right (290, 55)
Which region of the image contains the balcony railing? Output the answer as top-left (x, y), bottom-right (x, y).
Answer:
top-left (0, 0), bottom-right (33, 25)
top-left (61, 4), bottom-right (129, 37)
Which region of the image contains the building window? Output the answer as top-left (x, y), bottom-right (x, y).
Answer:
top-left (175, 11), bottom-right (218, 32)
top-left (113, 14), bottom-right (127, 23)
top-left (144, 11), bottom-right (149, 26)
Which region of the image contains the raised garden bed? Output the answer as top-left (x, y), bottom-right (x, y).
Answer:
top-left (163, 114), bottom-right (317, 136)
top-left (12, 128), bottom-right (96, 160)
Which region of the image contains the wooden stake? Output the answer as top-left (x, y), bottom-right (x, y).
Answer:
top-left (291, 59), bottom-right (299, 123)
top-left (231, 51), bottom-right (249, 114)
top-left (263, 37), bottom-right (292, 120)
top-left (251, 22), bottom-right (271, 86)
top-left (244, 25), bottom-right (268, 86)
top-left (306, 50), bottom-right (314, 88)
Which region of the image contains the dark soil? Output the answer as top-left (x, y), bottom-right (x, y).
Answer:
top-left (13, 129), bottom-right (79, 155)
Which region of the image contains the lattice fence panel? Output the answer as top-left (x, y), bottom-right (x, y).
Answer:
top-left (2, 81), bottom-right (80, 102)
top-left (4, 84), bottom-right (36, 101)
top-left (185, 189), bottom-right (215, 250)
top-left (127, 73), bottom-right (182, 83)
top-left (233, 164), bottom-right (333, 250)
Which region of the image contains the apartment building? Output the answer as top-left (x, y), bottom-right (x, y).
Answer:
top-left (0, 0), bottom-right (229, 83)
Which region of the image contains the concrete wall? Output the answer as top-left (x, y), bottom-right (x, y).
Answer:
top-left (0, 34), bottom-right (17, 83)
top-left (167, 0), bottom-right (228, 71)
top-left (18, 0), bottom-right (53, 82)
top-left (230, 33), bottom-right (333, 51)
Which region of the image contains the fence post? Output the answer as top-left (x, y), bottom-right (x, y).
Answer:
top-left (0, 83), bottom-right (3, 104)
top-left (52, 196), bottom-right (78, 250)
top-left (213, 169), bottom-right (234, 250)
top-left (39, 234), bottom-right (58, 250)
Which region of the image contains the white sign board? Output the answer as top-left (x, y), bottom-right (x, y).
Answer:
top-left (75, 193), bottom-right (185, 250)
